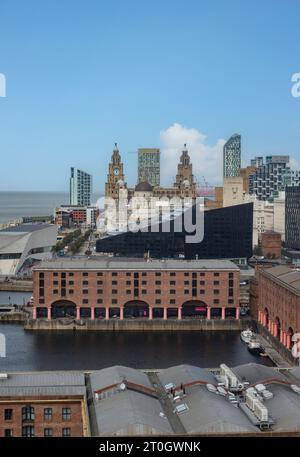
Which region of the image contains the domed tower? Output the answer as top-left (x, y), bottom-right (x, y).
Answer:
top-left (175, 144), bottom-right (196, 198)
top-left (105, 143), bottom-right (126, 199)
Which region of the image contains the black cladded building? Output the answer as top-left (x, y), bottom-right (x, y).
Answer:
top-left (285, 186), bottom-right (300, 250)
top-left (96, 203), bottom-right (253, 261)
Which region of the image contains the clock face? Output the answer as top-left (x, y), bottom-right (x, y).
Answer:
top-left (114, 168), bottom-right (120, 176)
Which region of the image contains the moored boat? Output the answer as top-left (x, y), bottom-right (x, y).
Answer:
top-left (247, 340), bottom-right (264, 356)
top-left (240, 329), bottom-right (254, 343)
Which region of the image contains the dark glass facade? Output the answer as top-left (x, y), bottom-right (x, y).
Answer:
top-left (96, 203), bottom-right (253, 260)
top-left (285, 186), bottom-right (300, 250)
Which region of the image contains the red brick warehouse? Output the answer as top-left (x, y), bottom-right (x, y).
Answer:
top-left (256, 265), bottom-right (300, 351)
top-left (32, 258), bottom-right (241, 321)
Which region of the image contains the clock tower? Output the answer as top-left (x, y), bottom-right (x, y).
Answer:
top-left (105, 143), bottom-right (126, 199)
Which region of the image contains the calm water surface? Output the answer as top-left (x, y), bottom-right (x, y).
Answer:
top-left (0, 324), bottom-right (274, 372)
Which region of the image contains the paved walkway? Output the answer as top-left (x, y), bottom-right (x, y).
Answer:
top-left (256, 334), bottom-right (292, 368)
top-left (147, 372), bottom-right (186, 435)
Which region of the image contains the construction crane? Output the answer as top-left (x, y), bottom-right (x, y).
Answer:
top-left (196, 176), bottom-right (215, 198)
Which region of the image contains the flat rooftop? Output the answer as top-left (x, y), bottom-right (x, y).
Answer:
top-left (34, 257), bottom-right (239, 271)
top-left (0, 223), bottom-right (53, 234)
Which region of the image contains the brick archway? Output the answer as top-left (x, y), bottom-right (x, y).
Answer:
top-left (51, 300), bottom-right (76, 319)
top-left (182, 300), bottom-right (207, 318)
top-left (124, 300), bottom-right (149, 318)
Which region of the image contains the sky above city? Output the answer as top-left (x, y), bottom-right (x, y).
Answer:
top-left (1, 0), bottom-right (300, 192)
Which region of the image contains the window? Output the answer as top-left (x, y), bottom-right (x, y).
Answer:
top-left (97, 299), bottom-right (103, 304)
top-left (44, 428), bottom-right (53, 437)
top-left (213, 299), bottom-right (220, 304)
top-left (126, 290), bottom-right (131, 294)
top-left (112, 299), bottom-right (118, 304)
top-left (83, 272), bottom-right (88, 277)
top-left (69, 280), bottom-right (74, 285)
top-left (141, 290), bottom-right (147, 294)
top-left (214, 273), bottom-right (220, 277)
top-left (200, 290), bottom-right (205, 294)
top-left (155, 290), bottom-right (161, 294)
top-left (155, 281), bottom-right (161, 285)
top-left (62, 408), bottom-right (71, 421)
top-left (199, 281), bottom-right (205, 285)
top-left (229, 280), bottom-right (234, 287)
top-left (53, 289), bottom-right (58, 294)
top-left (141, 281), bottom-right (147, 285)
top-left (83, 280), bottom-right (88, 285)
top-left (62, 428), bottom-right (71, 437)
top-left (214, 281), bottom-right (220, 286)
top-left (22, 426), bottom-right (34, 437)
top-left (170, 290), bottom-right (176, 294)
top-left (112, 272), bottom-right (118, 277)
top-left (97, 280), bottom-right (103, 285)
top-left (126, 281), bottom-right (131, 285)
top-left (184, 281), bottom-right (189, 285)
top-left (155, 272), bottom-right (161, 277)
top-left (200, 273), bottom-right (205, 277)
top-left (170, 299), bottom-right (176, 304)
top-left (155, 299), bottom-right (161, 304)
top-left (39, 272), bottom-right (44, 279)
top-left (97, 272), bottom-right (103, 276)
top-left (126, 272), bottom-right (131, 277)
top-left (228, 299), bottom-right (234, 304)
top-left (69, 290), bottom-right (74, 294)
top-left (82, 289), bottom-right (88, 294)
top-left (83, 299), bottom-right (88, 304)
top-left (214, 290), bottom-right (220, 295)
top-left (44, 408), bottom-right (52, 421)
top-left (141, 272), bottom-right (147, 277)
top-left (22, 406), bottom-right (34, 421)
top-left (53, 272), bottom-right (58, 277)
top-left (53, 280), bottom-right (58, 286)
top-left (184, 272), bottom-right (189, 277)
top-left (170, 281), bottom-right (176, 285)
top-left (112, 280), bottom-right (117, 285)
top-left (69, 272), bottom-right (74, 277)
top-left (184, 290), bottom-right (189, 294)
top-left (229, 273), bottom-right (233, 279)
top-left (170, 272), bottom-right (176, 277)
top-left (97, 289), bottom-right (103, 294)
top-left (192, 273), bottom-right (197, 278)
top-left (4, 409), bottom-right (13, 421)
top-left (228, 288), bottom-right (234, 297)
top-left (4, 429), bottom-right (13, 437)
top-left (112, 289), bottom-right (117, 294)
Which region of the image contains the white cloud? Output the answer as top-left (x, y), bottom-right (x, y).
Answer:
top-left (160, 123), bottom-right (225, 187)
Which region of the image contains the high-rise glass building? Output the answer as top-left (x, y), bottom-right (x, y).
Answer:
top-left (138, 148), bottom-right (160, 186)
top-left (285, 186), bottom-right (300, 250)
top-left (223, 134), bottom-right (241, 177)
top-left (70, 167), bottom-right (92, 206)
top-left (249, 156), bottom-right (290, 200)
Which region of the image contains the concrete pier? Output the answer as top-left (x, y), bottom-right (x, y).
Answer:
top-left (24, 317), bottom-right (251, 331)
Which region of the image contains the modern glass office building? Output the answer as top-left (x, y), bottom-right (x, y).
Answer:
top-left (70, 167), bottom-right (92, 206)
top-left (285, 186), bottom-right (300, 250)
top-left (138, 148), bottom-right (160, 187)
top-left (96, 203), bottom-right (253, 262)
top-left (223, 134), bottom-right (241, 177)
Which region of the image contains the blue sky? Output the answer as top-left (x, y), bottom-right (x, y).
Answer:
top-left (0, 0), bottom-right (300, 192)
